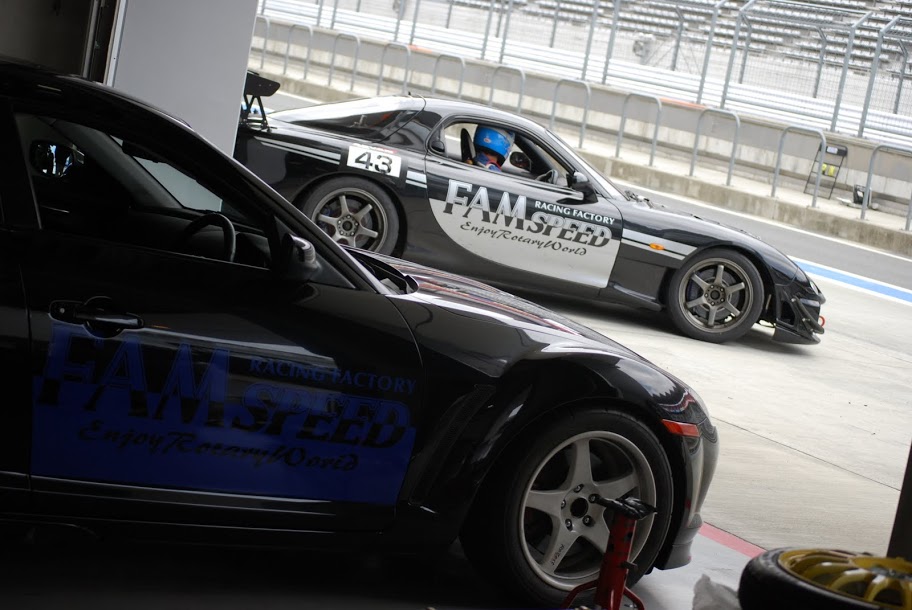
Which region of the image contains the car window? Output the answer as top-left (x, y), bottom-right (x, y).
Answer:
top-left (15, 113), bottom-right (272, 269)
top-left (439, 121), bottom-right (572, 187)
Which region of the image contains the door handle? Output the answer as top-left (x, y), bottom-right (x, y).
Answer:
top-left (50, 297), bottom-right (144, 335)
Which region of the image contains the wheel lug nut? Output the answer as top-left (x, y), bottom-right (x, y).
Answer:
top-left (565, 519), bottom-right (573, 530)
top-left (583, 516), bottom-right (593, 526)
top-left (560, 499), bottom-right (566, 509)
top-left (574, 484), bottom-right (583, 493)
top-left (589, 494), bottom-right (598, 502)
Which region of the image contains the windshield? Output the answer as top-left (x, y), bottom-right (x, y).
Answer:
top-left (271, 97), bottom-right (423, 141)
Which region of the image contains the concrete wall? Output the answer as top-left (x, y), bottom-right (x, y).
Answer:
top-left (0, 0), bottom-right (93, 74)
top-left (109, 0), bottom-right (259, 154)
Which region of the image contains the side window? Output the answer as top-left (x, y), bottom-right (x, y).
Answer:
top-left (439, 121), bottom-right (571, 186)
top-left (15, 113), bottom-right (272, 269)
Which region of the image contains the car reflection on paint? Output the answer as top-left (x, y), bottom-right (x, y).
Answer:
top-left (236, 71), bottom-right (824, 345)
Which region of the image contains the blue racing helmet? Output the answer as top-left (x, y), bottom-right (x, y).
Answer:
top-left (474, 126), bottom-right (514, 161)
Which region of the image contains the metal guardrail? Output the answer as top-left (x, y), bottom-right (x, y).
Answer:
top-left (327, 32), bottom-right (361, 91)
top-left (771, 127), bottom-right (826, 209)
top-left (549, 79), bottom-right (591, 149)
top-left (862, 144), bottom-right (912, 231)
top-left (690, 109), bottom-right (741, 187)
top-left (431, 54), bottom-right (466, 99)
top-left (377, 42), bottom-right (411, 95)
top-left (616, 93), bottom-right (662, 167)
top-left (487, 65), bottom-right (525, 113)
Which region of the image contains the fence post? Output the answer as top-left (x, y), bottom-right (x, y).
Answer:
top-left (861, 144), bottom-right (912, 222)
top-left (697, 0), bottom-right (729, 105)
top-left (770, 127), bottom-right (826, 209)
top-left (498, 0), bottom-right (516, 63)
top-left (328, 33), bottom-right (362, 92)
top-left (581, 0), bottom-right (600, 81)
top-left (410, 0), bottom-right (422, 45)
top-left (833, 13), bottom-right (871, 132)
top-left (488, 66), bottom-right (526, 113)
top-left (602, 0), bottom-right (622, 85)
top-left (377, 42), bottom-right (412, 95)
top-left (431, 54), bottom-right (467, 98)
top-left (690, 108), bottom-right (741, 186)
top-left (858, 17), bottom-right (897, 138)
top-left (550, 0), bottom-right (561, 48)
top-left (549, 79), bottom-right (592, 148)
top-left (481, 0), bottom-right (497, 61)
top-left (258, 16), bottom-right (271, 69)
top-left (721, 0), bottom-right (757, 109)
top-left (616, 93), bottom-right (663, 166)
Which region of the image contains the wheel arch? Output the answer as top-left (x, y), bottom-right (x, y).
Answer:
top-left (410, 356), bottom-right (689, 557)
top-left (658, 242), bottom-right (776, 314)
top-left (290, 172), bottom-right (409, 256)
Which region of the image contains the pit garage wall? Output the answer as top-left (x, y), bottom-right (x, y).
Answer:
top-left (107, 0), bottom-right (258, 154)
top-left (0, 0), bottom-right (95, 75)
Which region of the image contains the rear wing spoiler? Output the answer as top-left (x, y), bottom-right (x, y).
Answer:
top-left (241, 70), bottom-right (280, 129)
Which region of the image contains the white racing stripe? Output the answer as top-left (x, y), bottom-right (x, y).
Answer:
top-left (621, 228), bottom-right (695, 259)
top-left (406, 170), bottom-right (427, 189)
top-left (255, 137), bottom-right (341, 163)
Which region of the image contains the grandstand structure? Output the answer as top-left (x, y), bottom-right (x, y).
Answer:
top-left (477, 0), bottom-right (912, 72)
top-left (257, 0), bottom-right (912, 145)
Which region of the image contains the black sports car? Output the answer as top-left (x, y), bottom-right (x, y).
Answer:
top-left (2, 60), bottom-right (716, 605)
top-left (236, 72), bottom-right (825, 345)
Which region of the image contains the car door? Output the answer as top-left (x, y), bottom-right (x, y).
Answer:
top-left (7, 106), bottom-right (424, 533)
top-left (424, 119), bottom-right (624, 293)
top-left (0, 100), bottom-right (32, 512)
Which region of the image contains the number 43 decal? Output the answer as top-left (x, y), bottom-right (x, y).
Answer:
top-left (346, 145), bottom-right (402, 177)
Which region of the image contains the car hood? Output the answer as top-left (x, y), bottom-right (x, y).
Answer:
top-left (351, 250), bottom-right (644, 361)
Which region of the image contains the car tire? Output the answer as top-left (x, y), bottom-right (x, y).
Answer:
top-left (739, 549), bottom-right (891, 610)
top-left (667, 248), bottom-right (764, 343)
top-left (460, 407), bottom-right (674, 607)
top-left (301, 177), bottom-right (400, 255)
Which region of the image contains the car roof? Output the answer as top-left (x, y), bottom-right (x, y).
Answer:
top-left (419, 96), bottom-right (553, 134)
top-left (281, 94), bottom-right (554, 138)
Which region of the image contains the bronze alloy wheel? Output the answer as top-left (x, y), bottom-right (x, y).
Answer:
top-left (302, 177), bottom-right (400, 255)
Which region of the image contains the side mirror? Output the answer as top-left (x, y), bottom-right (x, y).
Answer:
top-left (625, 189), bottom-right (651, 204)
top-left (570, 171), bottom-right (590, 188)
top-left (29, 140), bottom-right (82, 177)
top-left (281, 234), bottom-right (320, 282)
top-left (429, 137), bottom-right (446, 155)
top-left (509, 150), bottom-right (531, 170)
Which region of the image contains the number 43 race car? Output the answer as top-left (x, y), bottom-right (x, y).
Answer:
top-left (236, 72), bottom-right (825, 345)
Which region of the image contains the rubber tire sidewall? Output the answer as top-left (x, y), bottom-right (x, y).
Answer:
top-left (739, 549), bottom-right (884, 610)
top-left (667, 248), bottom-right (764, 344)
top-left (300, 176), bottom-right (400, 255)
top-left (460, 407), bottom-right (674, 607)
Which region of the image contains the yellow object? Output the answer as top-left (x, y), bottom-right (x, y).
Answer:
top-left (779, 549), bottom-right (912, 609)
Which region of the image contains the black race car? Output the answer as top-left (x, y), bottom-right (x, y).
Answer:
top-left (1, 60), bottom-right (716, 605)
top-left (236, 72), bottom-right (825, 345)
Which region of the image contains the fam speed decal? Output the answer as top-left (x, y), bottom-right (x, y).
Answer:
top-left (430, 179), bottom-right (621, 288)
top-left (31, 324), bottom-right (417, 505)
